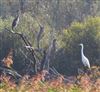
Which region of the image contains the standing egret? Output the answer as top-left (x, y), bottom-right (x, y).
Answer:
top-left (79, 43), bottom-right (90, 69)
top-left (12, 15), bottom-right (19, 30)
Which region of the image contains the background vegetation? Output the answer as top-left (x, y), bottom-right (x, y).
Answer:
top-left (0, 0), bottom-right (100, 76)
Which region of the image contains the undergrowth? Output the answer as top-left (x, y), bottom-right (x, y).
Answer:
top-left (0, 66), bottom-right (100, 92)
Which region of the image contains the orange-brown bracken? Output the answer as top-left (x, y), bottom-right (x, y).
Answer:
top-left (3, 49), bottom-right (13, 68)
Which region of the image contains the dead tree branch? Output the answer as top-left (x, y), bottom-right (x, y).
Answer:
top-left (5, 29), bottom-right (37, 74)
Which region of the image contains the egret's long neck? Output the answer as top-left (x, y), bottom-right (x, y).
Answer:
top-left (81, 45), bottom-right (84, 56)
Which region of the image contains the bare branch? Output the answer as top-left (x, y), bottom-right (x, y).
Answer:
top-left (0, 66), bottom-right (22, 78)
top-left (5, 29), bottom-right (37, 74)
top-left (37, 25), bottom-right (44, 49)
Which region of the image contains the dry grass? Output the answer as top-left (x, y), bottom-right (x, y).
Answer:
top-left (0, 66), bottom-right (100, 92)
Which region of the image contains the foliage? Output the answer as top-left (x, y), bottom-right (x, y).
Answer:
top-left (0, 0), bottom-right (100, 30)
top-left (0, 1), bottom-right (100, 91)
top-left (0, 66), bottom-right (100, 92)
top-left (0, 15), bottom-right (100, 75)
top-left (52, 16), bottom-right (100, 75)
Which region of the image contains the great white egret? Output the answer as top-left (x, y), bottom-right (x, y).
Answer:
top-left (79, 43), bottom-right (90, 69)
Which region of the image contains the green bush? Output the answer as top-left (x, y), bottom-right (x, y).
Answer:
top-left (0, 15), bottom-right (100, 75)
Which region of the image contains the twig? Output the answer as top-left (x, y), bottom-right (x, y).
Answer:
top-left (0, 66), bottom-right (22, 78)
top-left (19, 48), bottom-right (34, 64)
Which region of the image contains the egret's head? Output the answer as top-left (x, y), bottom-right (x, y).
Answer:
top-left (79, 43), bottom-right (83, 47)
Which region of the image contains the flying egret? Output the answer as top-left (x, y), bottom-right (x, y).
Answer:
top-left (79, 43), bottom-right (90, 69)
top-left (12, 15), bottom-right (19, 30)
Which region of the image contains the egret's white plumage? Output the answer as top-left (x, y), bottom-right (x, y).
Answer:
top-left (79, 43), bottom-right (90, 68)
